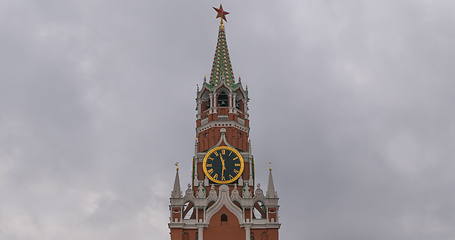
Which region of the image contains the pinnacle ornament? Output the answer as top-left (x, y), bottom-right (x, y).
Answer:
top-left (213, 4), bottom-right (229, 23)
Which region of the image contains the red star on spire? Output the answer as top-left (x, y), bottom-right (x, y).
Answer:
top-left (213, 4), bottom-right (229, 23)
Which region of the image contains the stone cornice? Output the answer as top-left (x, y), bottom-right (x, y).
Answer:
top-left (196, 119), bottom-right (249, 134)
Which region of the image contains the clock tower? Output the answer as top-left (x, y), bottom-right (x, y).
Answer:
top-left (168, 5), bottom-right (281, 240)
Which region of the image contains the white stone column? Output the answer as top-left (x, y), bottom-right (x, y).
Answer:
top-left (198, 226), bottom-right (204, 240)
top-left (197, 98), bottom-right (201, 119)
top-left (213, 93), bottom-right (217, 113)
top-left (245, 225), bottom-right (251, 240)
top-left (209, 93), bottom-right (214, 114)
top-left (249, 157), bottom-right (253, 181)
top-left (210, 94), bottom-right (214, 108)
top-left (229, 93), bottom-right (234, 113)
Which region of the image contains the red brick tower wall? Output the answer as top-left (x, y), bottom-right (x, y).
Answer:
top-left (204, 206), bottom-right (245, 240)
top-left (251, 229), bottom-right (279, 240)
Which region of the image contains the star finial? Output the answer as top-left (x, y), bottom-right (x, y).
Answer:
top-left (213, 4), bottom-right (229, 24)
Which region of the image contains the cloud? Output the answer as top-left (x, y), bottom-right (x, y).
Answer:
top-left (0, 0), bottom-right (454, 239)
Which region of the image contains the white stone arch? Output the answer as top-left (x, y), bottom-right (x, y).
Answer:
top-left (197, 84), bottom-right (212, 99)
top-left (232, 199), bottom-right (242, 209)
top-left (205, 185), bottom-right (243, 223)
top-left (206, 200), bottom-right (216, 210)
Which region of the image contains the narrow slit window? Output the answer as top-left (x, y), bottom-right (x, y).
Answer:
top-left (221, 214), bottom-right (228, 222)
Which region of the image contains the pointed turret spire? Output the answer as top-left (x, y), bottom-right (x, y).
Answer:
top-left (209, 5), bottom-right (235, 87)
top-left (171, 163), bottom-right (182, 198)
top-left (266, 165), bottom-right (278, 199)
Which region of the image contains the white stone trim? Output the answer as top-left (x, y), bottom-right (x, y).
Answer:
top-left (197, 120), bottom-right (249, 134)
top-left (198, 226), bottom-right (204, 240)
top-left (205, 185), bottom-right (243, 224)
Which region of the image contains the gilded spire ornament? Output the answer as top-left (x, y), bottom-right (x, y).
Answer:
top-left (209, 5), bottom-right (235, 87)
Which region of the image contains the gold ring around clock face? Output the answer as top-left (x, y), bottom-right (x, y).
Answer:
top-left (202, 146), bottom-right (244, 184)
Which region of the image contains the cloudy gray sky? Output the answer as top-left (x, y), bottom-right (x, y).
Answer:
top-left (1, 0), bottom-right (455, 239)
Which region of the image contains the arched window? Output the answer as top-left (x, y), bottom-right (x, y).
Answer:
top-left (221, 213), bottom-right (228, 222)
top-left (217, 91), bottom-right (229, 107)
top-left (201, 92), bottom-right (210, 112)
top-left (253, 201), bottom-right (266, 219)
top-left (235, 91), bottom-right (245, 112)
top-left (183, 202), bottom-right (195, 220)
top-left (236, 99), bottom-right (243, 111)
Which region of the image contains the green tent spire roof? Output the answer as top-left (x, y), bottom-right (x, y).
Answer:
top-left (209, 24), bottom-right (235, 87)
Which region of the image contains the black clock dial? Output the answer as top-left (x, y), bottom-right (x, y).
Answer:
top-left (203, 146), bottom-right (244, 184)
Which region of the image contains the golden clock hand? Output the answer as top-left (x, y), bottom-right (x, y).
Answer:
top-left (220, 154), bottom-right (226, 177)
top-left (219, 154), bottom-right (225, 168)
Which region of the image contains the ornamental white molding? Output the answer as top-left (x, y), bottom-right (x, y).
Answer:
top-left (197, 120), bottom-right (249, 134)
top-left (205, 185), bottom-right (244, 223)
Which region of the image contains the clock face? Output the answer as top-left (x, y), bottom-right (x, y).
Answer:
top-left (203, 146), bottom-right (244, 184)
